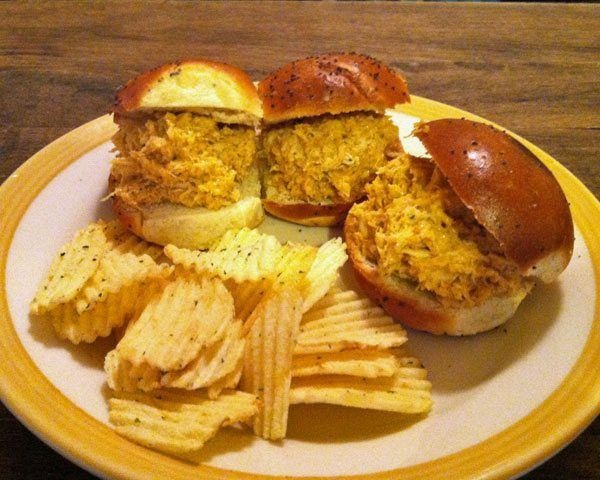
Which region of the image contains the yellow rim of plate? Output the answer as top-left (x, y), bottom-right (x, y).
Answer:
top-left (0, 97), bottom-right (598, 480)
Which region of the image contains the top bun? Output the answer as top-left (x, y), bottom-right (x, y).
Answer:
top-left (112, 60), bottom-right (262, 124)
top-left (258, 53), bottom-right (410, 123)
top-left (414, 119), bottom-right (574, 283)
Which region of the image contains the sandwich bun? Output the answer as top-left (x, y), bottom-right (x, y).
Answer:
top-left (258, 53), bottom-right (410, 124)
top-left (112, 196), bottom-right (264, 250)
top-left (258, 53), bottom-right (409, 226)
top-left (110, 172), bottom-right (263, 250)
top-left (113, 59), bottom-right (262, 125)
top-left (413, 119), bottom-right (574, 283)
top-left (261, 199), bottom-right (354, 227)
top-left (109, 60), bottom-right (264, 248)
top-left (345, 119), bottom-right (574, 335)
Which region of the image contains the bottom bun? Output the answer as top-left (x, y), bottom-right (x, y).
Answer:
top-left (344, 219), bottom-right (533, 336)
top-left (112, 195), bottom-right (264, 249)
top-left (262, 199), bottom-right (353, 227)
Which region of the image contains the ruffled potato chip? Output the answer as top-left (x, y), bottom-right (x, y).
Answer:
top-left (30, 223), bottom-right (106, 315)
top-left (292, 349), bottom-right (400, 378)
top-left (302, 237), bottom-right (347, 312)
top-left (74, 251), bottom-right (172, 314)
top-left (31, 220), bottom-right (172, 343)
top-left (109, 389), bottom-right (258, 455)
top-left (47, 280), bottom-right (161, 344)
top-left (164, 228), bottom-right (281, 283)
top-left (161, 320), bottom-right (245, 390)
top-left (290, 354), bottom-right (432, 414)
top-left (242, 288), bottom-right (303, 440)
top-left (117, 275), bottom-right (233, 371)
top-left (295, 289), bottom-right (408, 354)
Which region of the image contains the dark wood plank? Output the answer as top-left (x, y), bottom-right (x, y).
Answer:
top-left (0, 2), bottom-right (598, 479)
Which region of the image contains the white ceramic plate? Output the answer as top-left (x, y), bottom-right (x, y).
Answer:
top-left (0, 97), bottom-right (598, 480)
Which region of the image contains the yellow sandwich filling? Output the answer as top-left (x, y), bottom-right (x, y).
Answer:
top-left (348, 155), bottom-right (530, 308)
top-left (261, 112), bottom-right (400, 204)
top-left (111, 112), bottom-right (256, 209)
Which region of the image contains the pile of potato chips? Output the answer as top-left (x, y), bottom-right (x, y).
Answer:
top-left (31, 220), bottom-right (432, 456)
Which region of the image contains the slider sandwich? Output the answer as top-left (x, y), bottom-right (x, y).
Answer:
top-left (109, 60), bottom-right (264, 248)
top-left (345, 119), bottom-right (574, 335)
top-left (258, 53), bottom-right (410, 226)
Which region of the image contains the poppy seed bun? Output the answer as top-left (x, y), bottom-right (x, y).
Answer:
top-left (113, 60), bottom-right (262, 125)
top-left (414, 119), bottom-right (574, 283)
top-left (261, 199), bottom-right (354, 227)
top-left (258, 53), bottom-right (409, 124)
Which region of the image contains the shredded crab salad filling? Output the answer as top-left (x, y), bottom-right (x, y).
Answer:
top-left (261, 112), bottom-right (400, 204)
top-left (111, 112), bottom-right (257, 210)
top-left (348, 154), bottom-right (531, 308)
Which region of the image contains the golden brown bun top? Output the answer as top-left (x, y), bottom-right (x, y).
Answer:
top-left (414, 119), bottom-right (574, 282)
top-left (258, 53), bottom-right (410, 123)
top-left (112, 60), bottom-right (262, 123)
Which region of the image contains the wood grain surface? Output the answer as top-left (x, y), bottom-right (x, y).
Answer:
top-left (0, 1), bottom-right (598, 479)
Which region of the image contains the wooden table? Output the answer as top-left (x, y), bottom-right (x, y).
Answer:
top-left (1, 1), bottom-right (598, 478)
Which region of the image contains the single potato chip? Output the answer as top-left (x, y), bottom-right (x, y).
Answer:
top-left (105, 349), bottom-right (162, 392)
top-left (302, 238), bottom-right (347, 312)
top-left (308, 357), bottom-right (433, 393)
top-left (161, 320), bottom-right (245, 390)
top-left (117, 275), bottom-right (234, 371)
top-left (101, 220), bottom-right (165, 261)
top-left (242, 288), bottom-right (303, 440)
top-left (207, 352), bottom-right (244, 399)
top-left (290, 362), bottom-right (433, 414)
top-left (295, 289), bottom-right (408, 354)
top-left (289, 382), bottom-right (432, 414)
top-left (292, 349), bottom-right (400, 378)
top-left (164, 228), bottom-right (281, 283)
top-left (30, 223), bottom-right (107, 315)
top-left (47, 279), bottom-right (159, 344)
top-left (75, 250), bottom-right (172, 314)
top-left (109, 390), bottom-right (258, 455)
